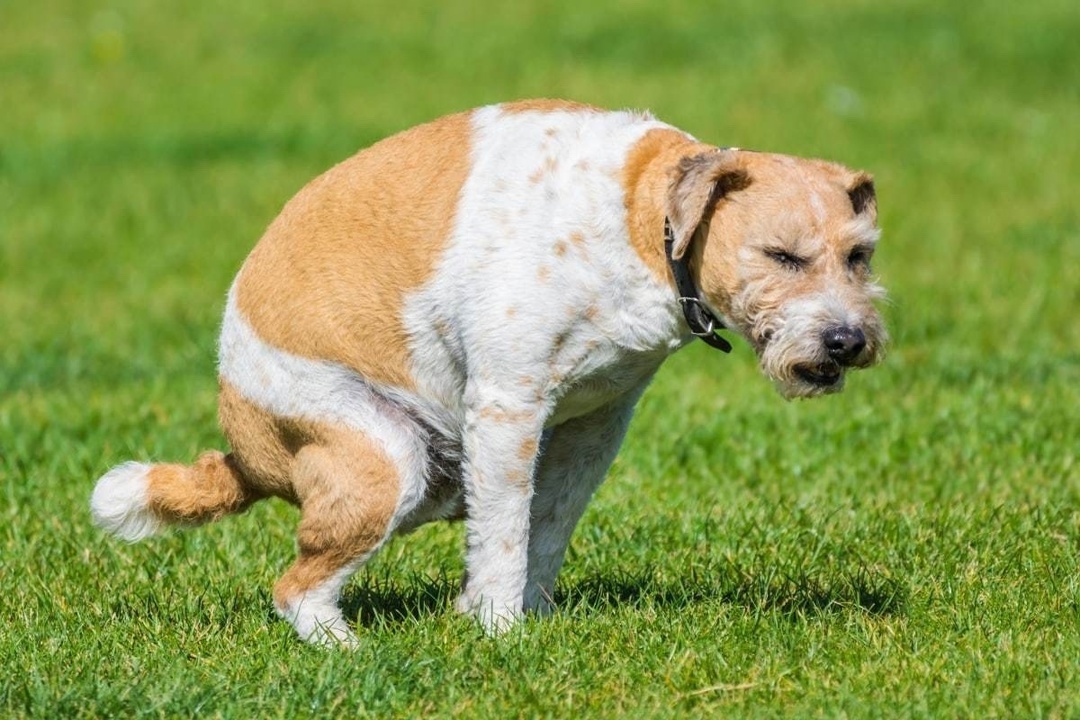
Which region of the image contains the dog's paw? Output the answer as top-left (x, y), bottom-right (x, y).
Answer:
top-left (455, 589), bottom-right (522, 635)
top-left (277, 598), bottom-right (359, 649)
top-left (304, 621), bottom-right (360, 650)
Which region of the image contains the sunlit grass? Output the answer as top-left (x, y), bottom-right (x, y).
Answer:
top-left (2, 0), bottom-right (1078, 717)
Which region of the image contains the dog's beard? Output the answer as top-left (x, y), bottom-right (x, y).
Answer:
top-left (742, 293), bottom-right (887, 400)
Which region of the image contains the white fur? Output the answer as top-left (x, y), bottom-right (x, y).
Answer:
top-left (90, 462), bottom-right (163, 541)
top-left (403, 106), bottom-right (691, 627)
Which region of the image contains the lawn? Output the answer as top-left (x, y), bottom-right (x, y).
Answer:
top-left (2, 0), bottom-right (1078, 717)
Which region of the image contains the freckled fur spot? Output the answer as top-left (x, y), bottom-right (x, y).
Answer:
top-left (478, 406), bottom-right (536, 423)
top-left (550, 330), bottom-right (570, 356)
top-left (518, 437), bottom-right (539, 461)
top-left (504, 470), bottom-right (531, 491)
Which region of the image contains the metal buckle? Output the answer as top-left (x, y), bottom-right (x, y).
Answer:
top-left (677, 297), bottom-right (717, 336)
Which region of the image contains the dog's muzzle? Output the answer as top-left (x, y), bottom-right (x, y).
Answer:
top-left (790, 326), bottom-right (869, 390)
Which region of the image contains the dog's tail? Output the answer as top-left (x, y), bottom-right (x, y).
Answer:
top-left (91, 450), bottom-right (260, 542)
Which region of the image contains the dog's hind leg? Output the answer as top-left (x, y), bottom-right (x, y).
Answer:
top-left (272, 428), bottom-right (403, 647)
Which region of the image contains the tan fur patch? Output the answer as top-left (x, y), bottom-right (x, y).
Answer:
top-left (234, 111), bottom-right (474, 391)
top-left (218, 379), bottom-right (299, 501)
top-left (621, 128), bottom-right (711, 282)
top-left (667, 151), bottom-right (750, 260)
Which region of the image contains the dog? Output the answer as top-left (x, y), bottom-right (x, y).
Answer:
top-left (91, 99), bottom-right (887, 646)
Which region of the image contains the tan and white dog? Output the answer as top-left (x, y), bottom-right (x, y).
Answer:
top-left (91, 99), bottom-right (886, 645)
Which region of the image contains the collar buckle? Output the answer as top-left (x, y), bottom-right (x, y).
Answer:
top-left (665, 218), bottom-right (733, 354)
top-left (676, 297), bottom-right (716, 336)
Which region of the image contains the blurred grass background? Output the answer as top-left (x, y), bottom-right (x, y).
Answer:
top-left (1, 0), bottom-right (1078, 717)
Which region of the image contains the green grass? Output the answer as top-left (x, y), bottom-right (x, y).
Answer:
top-left (2, 0), bottom-right (1079, 717)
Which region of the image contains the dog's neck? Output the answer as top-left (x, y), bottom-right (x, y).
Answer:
top-left (624, 129), bottom-right (705, 285)
top-left (623, 130), bottom-right (733, 351)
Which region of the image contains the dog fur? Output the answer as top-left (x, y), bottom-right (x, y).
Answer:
top-left (91, 99), bottom-right (886, 645)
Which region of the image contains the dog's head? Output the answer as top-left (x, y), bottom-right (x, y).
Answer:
top-left (666, 149), bottom-right (887, 398)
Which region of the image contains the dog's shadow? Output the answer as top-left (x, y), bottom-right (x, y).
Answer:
top-left (336, 566), bottom-right (907, 629)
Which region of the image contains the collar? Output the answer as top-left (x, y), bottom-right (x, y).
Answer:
top-left (663, 217), bottom-right (732, 353)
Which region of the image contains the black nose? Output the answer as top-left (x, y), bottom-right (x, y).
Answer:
top-left (823, 325), bottom-right (866, 364)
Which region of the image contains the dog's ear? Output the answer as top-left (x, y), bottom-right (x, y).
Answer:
top-left (848, 172), bottom-right (877, 220)
top-left (666, 149), bottom-right (750, 260)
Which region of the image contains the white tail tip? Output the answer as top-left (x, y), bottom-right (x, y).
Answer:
top-left (91, 462), bottom-right (163, 542)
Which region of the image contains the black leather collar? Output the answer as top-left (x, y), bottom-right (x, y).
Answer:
top-left (663, 217), bottom-right (732, 353)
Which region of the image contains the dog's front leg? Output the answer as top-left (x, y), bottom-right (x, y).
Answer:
top-left (455, 387), bottom-right (547, 633)
top-left (524, 382), bottom-right (649, 615)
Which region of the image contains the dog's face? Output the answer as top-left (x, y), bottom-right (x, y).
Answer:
top-left (667, 149), bottom-right (887, 398)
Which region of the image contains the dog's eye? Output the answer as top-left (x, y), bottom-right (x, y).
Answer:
top-left (847, 247), bottom-right (872, 269)
top-left (765, 248), bottom-right (807, 271)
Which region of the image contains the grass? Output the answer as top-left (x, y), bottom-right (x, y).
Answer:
top-left (2, 0), bottom-right (1079, 716)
